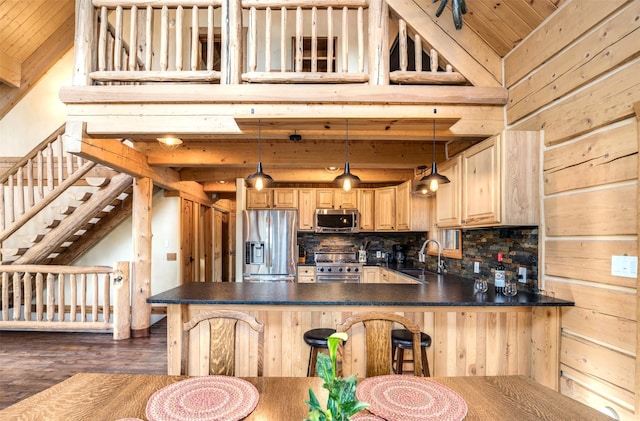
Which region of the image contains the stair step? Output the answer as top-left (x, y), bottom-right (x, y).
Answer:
top-left (58, 206), bottom-right (77, 215)
top-left (86, 177), bottom-right (109, 187)
top-left (73, 191), bottom-right (94, 202)
top-left (47, 219), bottom-right (61, 229)
top-left (2, 247), bottom-right (29, 257)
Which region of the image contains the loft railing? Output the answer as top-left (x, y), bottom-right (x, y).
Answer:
top-left (0, 262), bottom-right (131, 339)
top-left (77, 0), bottom-right (466, 86)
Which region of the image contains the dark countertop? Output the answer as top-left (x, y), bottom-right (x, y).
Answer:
top-left (148, 275), bottom-right (573, 307)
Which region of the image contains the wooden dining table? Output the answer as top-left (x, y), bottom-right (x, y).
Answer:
top-left (0, 372), bottom-right (612, 420)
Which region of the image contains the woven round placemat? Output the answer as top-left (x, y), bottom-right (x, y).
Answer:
top-left (146, 376), bottom-right (259, 421)
top-left (356, 375), bottom-right (467, 421)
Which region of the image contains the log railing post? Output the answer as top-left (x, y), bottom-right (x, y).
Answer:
top-left (113, 261), bottom-right (131, 340)
top-left (73, 0), bottom-right (96, 86)
top-left (131, 177), bottom-right (153, 337)
top-left (221, 0), bottom-right (242, 84)
top-left (367, 0), bottom-right (389, 85)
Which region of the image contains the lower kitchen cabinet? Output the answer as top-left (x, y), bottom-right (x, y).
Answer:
top-left (362, 266), bottom-right (379, 283)
top-left (297, 266), bottom-right (316, 283)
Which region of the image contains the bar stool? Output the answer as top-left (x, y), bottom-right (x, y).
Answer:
top-left (303, 328), bottom-right (336, 376)
top-left (391, 329), bottom-right (431, 377)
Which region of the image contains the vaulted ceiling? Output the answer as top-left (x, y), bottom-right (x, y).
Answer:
top-left (1, 0), bottom-right (565, 190)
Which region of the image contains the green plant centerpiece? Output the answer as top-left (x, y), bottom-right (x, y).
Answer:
top-left (304, 332), bottom-right (369, 421)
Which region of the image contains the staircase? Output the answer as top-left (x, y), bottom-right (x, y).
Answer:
top-left (0, 126), bottom-right (134, 265)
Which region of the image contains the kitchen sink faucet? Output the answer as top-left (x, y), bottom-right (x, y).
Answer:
top-left (419, 239), bottom-right (444, 274)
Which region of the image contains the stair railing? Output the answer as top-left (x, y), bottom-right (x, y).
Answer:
top-left (0, 261), bottom-right (131, 339)
top-left (0, 125), bottom-right (97, 244)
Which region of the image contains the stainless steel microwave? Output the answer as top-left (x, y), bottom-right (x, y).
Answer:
top-left (314, 209), bottom-right (359, 233)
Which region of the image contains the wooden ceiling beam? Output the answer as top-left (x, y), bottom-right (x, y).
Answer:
top-left (60, 84), bottom-right (507, 105)
top-left (195, 168), bottom-right (417, 188)
top-left (144, 141), bottom-right (442, 168)
top-left (64, 122), bottom-right (212, 205)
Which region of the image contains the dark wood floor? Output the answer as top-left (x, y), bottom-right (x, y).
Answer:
top-left (0, 318), bottom-right (167, 410)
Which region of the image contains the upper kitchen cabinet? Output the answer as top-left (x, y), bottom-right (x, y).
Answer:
top-left (358, 189), bottom-right (375, 231)
top-left (298, 189), bottom-right (316, 231)
top-left (396, 180), bottom-right (430, 231)
top-left (461, 131), bottom-right (540, 227)
top-left (316, 189), bottom-right (357, 209)
top-left (246, 189), bottom-right (272, 209)
top-left (247, 189), bottom-right (298, 209)
top-left (435, 155), bottom-right (462, 228)
top-left (374, 186), bottom-right (396, 230)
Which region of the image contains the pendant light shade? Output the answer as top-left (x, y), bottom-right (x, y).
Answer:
top-left (246, 121), bottom-right (273, 191)
top-left (416, 117), bottom-right (450, 194)
top-left (333, 120), bottom-right (361, 192)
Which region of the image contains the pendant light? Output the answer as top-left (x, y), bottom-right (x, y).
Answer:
top-left (416, 114), bottom-right (450, 194)
top-left (246, 120), bottom-right (273, 191)
top-left (333, 120), bottom-right (361, 192)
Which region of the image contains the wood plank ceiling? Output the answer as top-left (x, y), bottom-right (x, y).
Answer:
top-left (0, 0), bottom-right (564, 188)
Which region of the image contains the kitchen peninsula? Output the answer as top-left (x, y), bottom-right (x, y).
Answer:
top-left (148, 273), bottom-right (573, 391)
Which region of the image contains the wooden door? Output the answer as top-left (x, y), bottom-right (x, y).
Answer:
top-left (180, 199), bottom-right (195, 284)
top-left (213, 210), bottom-right (223, 282)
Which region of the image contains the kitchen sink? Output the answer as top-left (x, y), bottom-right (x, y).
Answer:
top-left (399, 268), bottom-right (432, 278)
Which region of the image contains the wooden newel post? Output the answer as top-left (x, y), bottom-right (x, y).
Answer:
top-left (73, 0), bottom-right (95, 86)
top-left (131, 176), bottom-right (153, 337)
top-left (112, 261), bottom-right (131, 340)
top-left (368, 0), bottom-right (389, 85)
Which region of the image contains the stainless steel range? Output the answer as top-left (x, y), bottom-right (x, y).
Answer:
top-left (314, 251), bottom-right (363, 283)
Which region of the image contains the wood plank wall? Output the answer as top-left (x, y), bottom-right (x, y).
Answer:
top-left (506, 0), bottom-right (639, 419)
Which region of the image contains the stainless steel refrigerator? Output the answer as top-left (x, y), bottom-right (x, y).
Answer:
top-left (242, 209), bottom-right (298, 282)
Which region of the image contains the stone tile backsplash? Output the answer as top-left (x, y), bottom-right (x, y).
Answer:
top-left (297, 226), bottom-right (538, 292)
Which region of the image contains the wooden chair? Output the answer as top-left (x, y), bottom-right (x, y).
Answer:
top-left (182, 310), bottom-right (264, 376)
top-left (336, 311), bottom-right (424, 377)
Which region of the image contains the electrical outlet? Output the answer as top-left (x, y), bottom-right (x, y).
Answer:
top-left (376, 251), bottom-right (381, 258)
top-left (473, 262), bottom-right (480, 273)
top-left (518, 267), bottom-right (527, 283)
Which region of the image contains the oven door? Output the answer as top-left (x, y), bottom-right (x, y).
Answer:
top-left (316, 274), bottom-right (361, 283)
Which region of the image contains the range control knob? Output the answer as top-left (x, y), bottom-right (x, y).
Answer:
top-left (327, 267), bottom-right (332, 272)
top-left (346, 267), bottom-right (351, 272)
top-left (353, 267), bottom-right (359, 272)
top-left (338, 268), bottom-right (343, 272)
top-left (318, 267), bottom-right (324, 272)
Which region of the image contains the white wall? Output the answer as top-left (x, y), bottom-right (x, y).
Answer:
top-left (74, 191), bottom-right (180, 294)
top-left (0, 50), bottom-right (74, 156)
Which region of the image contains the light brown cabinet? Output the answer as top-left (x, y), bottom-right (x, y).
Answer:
top-left (297, 189), bottom-right (316, 231)
top-left (247, 188), bottom-right (297, 209)
top-left (297, 266), bottom-right (316, 283)
top-left (396, 180), bottom-right (430, 231)
top-left (435, 155), bottom-right (462, 228)
top-left (362, 266), bottom-right (379, 283)
top-left (273, 189), bottom-right (298, 208)
top-left (246, 189), bottom-right (273, 208)
top-left (374, 186), bottom-right (396, 230)
top-left (357, 189), bottom-right (375, 231)
top-left (461, 131), bottom-right (539, 227)
top-left (316, 189), bottom-right (357, 209)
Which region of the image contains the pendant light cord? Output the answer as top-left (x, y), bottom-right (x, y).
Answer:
top-left (432, 119), bottom-right (436, 163)
top-left (258, 120), bottom-right (262, 161)
top-left (345, 119), bottom-right (349, 162)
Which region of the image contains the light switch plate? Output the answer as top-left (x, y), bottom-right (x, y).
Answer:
top-left (518, 267), bottom-right (527, 283)
top-left (473, 262), bottom-right (480, 273)
top-left (611, 255), bottom-right (637, 278)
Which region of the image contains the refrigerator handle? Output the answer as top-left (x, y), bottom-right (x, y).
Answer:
top-left (267, 215), bottom-right (273, 268)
